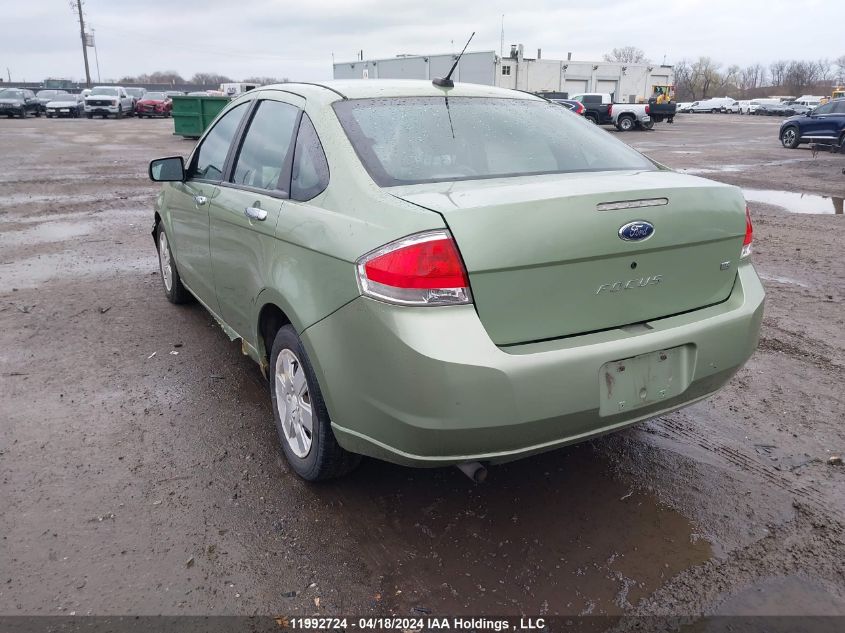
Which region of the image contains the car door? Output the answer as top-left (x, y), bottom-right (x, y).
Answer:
top-left (167, 101), bottom-right (250, 312)
top-left (801, 101), bottom-right (837, 139)
top-left (208, 95), bottom-right (301, 338)
top-left (24, 90), bottom-right (37, 115)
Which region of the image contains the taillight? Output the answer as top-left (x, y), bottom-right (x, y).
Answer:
top-left (356, 230), bottom-right (472, 306)
top-left (608, 104), bottom-right (613, 116)
top-left (741, 205), bottom-right (753, 258)
top-left (645, 104), bottom-right (650, 115)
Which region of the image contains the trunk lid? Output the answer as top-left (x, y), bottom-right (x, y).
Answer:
top-left (390, 170), bottom-right (746, 346)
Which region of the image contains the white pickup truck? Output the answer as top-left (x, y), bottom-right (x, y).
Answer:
top-left (568, 92), bottom-right (653, 131)
top-left (84, 86), bottom-right (134, 119)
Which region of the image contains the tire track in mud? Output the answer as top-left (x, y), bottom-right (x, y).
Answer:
top-left (649, 416), bottom-right (839, 522)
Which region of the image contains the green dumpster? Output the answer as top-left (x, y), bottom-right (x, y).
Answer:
top-left (171, 95), bottom-right (230, 139)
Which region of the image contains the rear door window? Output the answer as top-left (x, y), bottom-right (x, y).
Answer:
top-left (230, 100), bottom-right (299, 192)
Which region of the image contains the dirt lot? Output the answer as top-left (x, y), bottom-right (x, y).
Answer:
top-left (1, 113), bottom-right (844, 622)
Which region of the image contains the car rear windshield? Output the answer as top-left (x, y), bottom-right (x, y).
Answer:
top-left (91, 88), bottom-right (118, 96)
top-left (144, 92), bottom-right (166, 100)
top-left (333, 97), bottom-right (655, 186)
top-left (0, 89), bottom-right (24, 99)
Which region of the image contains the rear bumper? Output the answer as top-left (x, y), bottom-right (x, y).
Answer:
top-left (302, 263), bottom-right (764, 467)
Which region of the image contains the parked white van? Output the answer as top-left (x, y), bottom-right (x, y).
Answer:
top-left (793, 95), bottom-right (824, 109)
top-left (690, 97), bottom-right (734, 113)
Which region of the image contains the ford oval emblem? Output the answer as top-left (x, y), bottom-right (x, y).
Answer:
top-left (618, 221), bottom-right (655, 242)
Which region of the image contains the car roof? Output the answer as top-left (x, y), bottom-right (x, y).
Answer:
top-left (254, 79), bottom-right (541, 106)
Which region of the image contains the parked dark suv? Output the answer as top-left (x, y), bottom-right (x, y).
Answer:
top-left (780, 98), bottom-right (845, 150)
top-left (0, 88), bottom-right (41, 118)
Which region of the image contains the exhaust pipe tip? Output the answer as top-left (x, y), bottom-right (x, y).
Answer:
top-left (457, 462), bottom-right (488, 483)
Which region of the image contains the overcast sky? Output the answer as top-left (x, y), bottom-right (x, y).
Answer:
top-left (3, 0), bottom-right (842, 83)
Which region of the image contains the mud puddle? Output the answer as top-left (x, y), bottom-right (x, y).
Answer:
top-left (0, 250), bottom-right (153, 288)
top-left (743, 189), bottom-right (844, 214)
top-left (321, 445), bottom-right (712, 616)
top-left (0, 219), bottom-right (96, 246)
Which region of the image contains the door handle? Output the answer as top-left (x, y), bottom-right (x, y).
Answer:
top-left (193, 195), bottom-right (208, 206)
top-left (244, 206), bottom-right (267, 221)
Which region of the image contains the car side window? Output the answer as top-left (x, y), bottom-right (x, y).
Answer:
top-left (833, 101), bottom-right (845, 114)
top-left (290, 114), bottom-right (330, 201)
top-left (813, 103), bottom-right (834, 116)
top-left (190, 103), bottom-right (249, 182)
top-left (231, 100), bottom-right (299, 191)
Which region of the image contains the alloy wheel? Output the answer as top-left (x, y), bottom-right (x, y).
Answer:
top-left (274, 349), bottom-right (313, 459)
top-left (158, 230), bottom-right (173, 292)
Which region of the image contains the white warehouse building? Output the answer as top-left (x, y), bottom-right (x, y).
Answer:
top-left (333, 45), bottom-right (675, 103)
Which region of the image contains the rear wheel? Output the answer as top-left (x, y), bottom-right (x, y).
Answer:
top-left (642, 119), bottom-right (655, 130)
top-left (616, 115), bottom-right (635, 131)
top-left (585, 114), bottom-right (598, 125)
top-left (780, 126), bottom-right (800, 149)
top-left (269, 325), bottom-right (361, 481)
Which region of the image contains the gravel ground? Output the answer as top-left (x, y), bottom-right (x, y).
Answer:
top-left (0, 112), bottom-right (843, 620)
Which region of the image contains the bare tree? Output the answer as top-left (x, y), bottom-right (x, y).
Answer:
top-left (740, 63), bottom-right (766, 93)
top-left (191, 72), bottom-right (233, 86)
top-left (242, 76), bottom-right (288, 85)
top-left (769, 60), bottom-right (787, 87)
top-left (834, 55), bottom-right (845, 84)
top-left (783, 60), bottom-right (819, 95)
top-left (603, 46), bottom-right (649, 64)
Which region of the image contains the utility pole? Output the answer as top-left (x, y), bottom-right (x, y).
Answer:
top-left (73, 0), bottom-right (92, 87)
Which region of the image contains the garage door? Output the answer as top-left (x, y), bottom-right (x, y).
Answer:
top-left (596, 80), bottom-right (618, 100)
top-left (564, 79), bottom-right (588, 96)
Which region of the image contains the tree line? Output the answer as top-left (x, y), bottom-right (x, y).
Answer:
top-left (604, 47), bottom-right (845, 100)
top-left (674, 56), bottom-right (845, 100)
top-left (117, 71), bottom-right (288, 86)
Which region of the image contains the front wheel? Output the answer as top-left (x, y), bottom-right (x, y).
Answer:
top-left (780, 126), bottom-right (800, 149)
top-left (270, 325), bottom-right (360, 481)
top-left (156, 224), bottom-right (191, 304)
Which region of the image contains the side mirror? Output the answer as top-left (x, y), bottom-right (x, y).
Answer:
top-left (149, 156), bottom-right (185, 182)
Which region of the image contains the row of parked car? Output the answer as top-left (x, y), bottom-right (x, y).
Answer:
top-left (677, 96), bottom-right (824, 117)
top-left (0, 86), bottom-right (180, 119)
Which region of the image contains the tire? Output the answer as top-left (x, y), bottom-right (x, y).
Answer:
top-left (86, 113), bottom-right (93, 119)
top-left (116, 108), bottom-right (123, 119)
top-left (34, 109), bottom-right (41, 118)
top-left (711, 108), bottom-right (718, 114)
top-left (269, 324), bottom-right (360, 481)
top-left (780, 126), bottom-right (800, 149)
top-left (641, 119), bottom-right (655, 130)
top-left (585, 114), bottom-right (598, 125)
top-left (838, 134), bottom-right (845, 154)
top-left (155, 224), bottom-right (191, 304)
top-left (616, 115), bottom-right (635, 131)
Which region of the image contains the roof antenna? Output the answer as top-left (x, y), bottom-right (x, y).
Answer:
top-left (433, 32), bottom-right (475, 88)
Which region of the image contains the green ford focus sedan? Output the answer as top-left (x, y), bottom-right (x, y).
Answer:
top-left (149, 80), bottom-right (764, 481)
